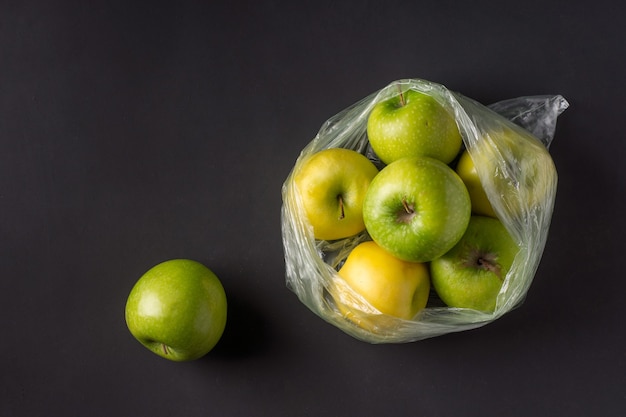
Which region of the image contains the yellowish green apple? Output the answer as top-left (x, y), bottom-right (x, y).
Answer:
top-left (472, 124), bottom-right (556, 219)
top-left (367, 89), bottom-right (462, 165)
top-left (294, 148), bottom-right (378, 241)
top-left (455, 149), bottom-right (497, 218)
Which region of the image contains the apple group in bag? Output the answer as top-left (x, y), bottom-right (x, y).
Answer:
top-left (281, 78), bottom-right (568, 343)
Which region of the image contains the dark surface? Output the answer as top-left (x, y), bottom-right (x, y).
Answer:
top-left (2, 1), bottom-right (625, 416)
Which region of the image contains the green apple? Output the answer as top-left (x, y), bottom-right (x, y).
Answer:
top-left (430, 216), bottom-right (519, 312)
top-left (455, 149), bottom-right (497, 218)
top-left (294, 148), bottom-right (379, 241)
top-left (367, 89), bottom-right (462, 165)
top-left (363, 156), bottom-right (471, 263)
top-left (332, 240), bottom-right (430, 330)
top-left (125, 259), bottom-right (227, 361)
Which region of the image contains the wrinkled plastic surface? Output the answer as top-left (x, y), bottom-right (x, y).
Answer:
top-left (281, 79), bottom-right (568, 343)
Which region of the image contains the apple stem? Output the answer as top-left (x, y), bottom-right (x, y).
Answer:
top-left (402, 198), bottom-right (414, 214)
top-left (396, 198), bottom-right (416, 224)
top-left (162, 343), bottom-right (169, 355)
top-left (398, 84), bottom-right (406, 107)
top-left (337, 195), bottom-right (345, 220)
top-left (468, 250), bottom-right (503, 281)
top-left (478, 258), bottom-right (503, 281)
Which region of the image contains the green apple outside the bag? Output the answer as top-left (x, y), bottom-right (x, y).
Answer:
top-left (125, 259), bottom-right (227, 362)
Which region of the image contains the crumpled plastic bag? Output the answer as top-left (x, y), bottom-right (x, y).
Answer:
top-left (281, 78), bottom-right (569, 343)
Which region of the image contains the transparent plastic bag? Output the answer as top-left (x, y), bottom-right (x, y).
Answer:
top-left (281, 79), bottom-right (569, 343)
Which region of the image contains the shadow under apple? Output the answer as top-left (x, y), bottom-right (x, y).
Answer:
top-left (201, 283), bottom-right (272, 361)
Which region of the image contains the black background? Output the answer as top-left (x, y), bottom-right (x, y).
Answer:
top-left (2, 1), bottom-right (625, 416)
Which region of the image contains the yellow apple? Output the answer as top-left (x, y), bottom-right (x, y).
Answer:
top-left (331, 241), bottom-right (430, 331)
top-left (455, 149), bottom-right (497, 218)
top-left (293, 148), bottom-right (378, 241)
